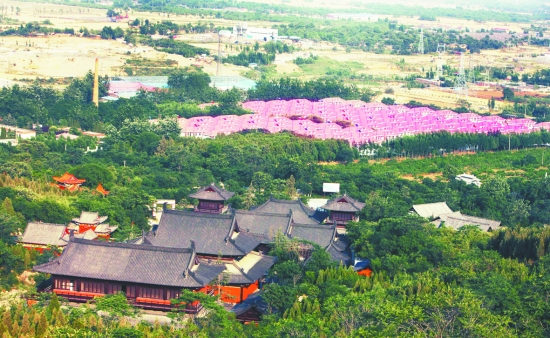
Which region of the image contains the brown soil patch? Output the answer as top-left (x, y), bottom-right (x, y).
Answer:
top-left (400, 172), bottom-right (443, 181)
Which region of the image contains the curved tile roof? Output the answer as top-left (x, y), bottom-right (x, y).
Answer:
top-left (322, 193), bottom-right (366, 212)
top-left (34, 238), bottom-right (224, 288)
top-left (188, 183), bottom-right (235, 201)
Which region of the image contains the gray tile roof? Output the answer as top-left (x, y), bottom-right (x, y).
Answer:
top-left (230, 291), bottom-right (268, 316)
top-left (235, 210), bottom-right (292, 241)
top-left (146, 210), bottom-right (261, 257)
top-left (290, 223), bottom-right (336, 248)
top-left (327, 243), bottom-right (351, 265)
top-left (251, 197), bottom-right (327, 224)
top-left (238, 253), bottom-right (277, 283)
top-left (188, 183), bottom-right (235, 201)
top-left (321, 193), bottom-right (366, 212)
top-left (73, 229), bottom-right (98, 240)
top-left (20, 222), bottom-right (69, 247)
top-left (412, 202), bottom-right (453, 219)
top-left (33, 238), bottom-right (224, 288)
top-left (222, 253), bottom-right (277, 285)
top-left (432, 212), bottom-right (501, 232)
top-left (72, 211), bottom-right (108, 225)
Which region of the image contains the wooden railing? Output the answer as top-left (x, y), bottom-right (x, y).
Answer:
top-left (194, 207), bottom-right (223, 214)
top-left (32, 288), bottom-right (206, 314)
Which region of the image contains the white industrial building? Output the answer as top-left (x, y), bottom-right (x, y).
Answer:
top-left (0, 124), bottom-right (36, 139)
top-left (233, 23), bottom-right (278, 40)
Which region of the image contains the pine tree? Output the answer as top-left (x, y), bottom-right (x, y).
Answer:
top-left (0, 128), bottom-right (5, 139)
top-left (47, 294), bottom-right (60, 317)
top-left (286, 175), bottom-right (297, 198)
top-left (1, 198), bottom-right (14, 215)
top-left (36, 312), bottom-right (47, 337)
top-left (537, 236), bottom-right (545, 259)
top-left (1, 311), bottom-right (11, 334)
top-left (23, 250), bottom-right (30, 269)
top-left (10, 321), bottom-right (19, 337)
top-left (55, 310), bottom-right (65, 327)
top-left (20, 313), bottom-right (30, 335)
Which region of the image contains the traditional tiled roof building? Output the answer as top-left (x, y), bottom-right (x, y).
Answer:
top-left (52, 172), bottom-right (86, 191)
top-left (432, 211), bottom-right (501, 232)
top-left (20, 223), bottom-right (69, 253)
top-left (188, 183), bottom-right (234, 214)
top-left (321, 193), bottom-right (366, 226)
top-left (411, 202), bottom-right (453, 219)
top-left (34, 238), bottom-right (224, 311)
top-left (143, 209), bottom-right (276, 304)
top-left (146, 210), bottom-right (261, 257)
top-left (70, 211), bottom-right (117, 239)
top-left (251, 196), bottom-right (328, 224)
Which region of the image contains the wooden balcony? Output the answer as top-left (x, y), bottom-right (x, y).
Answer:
top-left (328, 215), bottom-right (358, 227)
top-left (40, 289), bottom-right (208, 314)
top-left (194, 207), bottom-right (223, 214)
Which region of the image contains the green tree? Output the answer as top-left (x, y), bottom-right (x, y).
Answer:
top-left (503, 87), bottom-right (515, 101)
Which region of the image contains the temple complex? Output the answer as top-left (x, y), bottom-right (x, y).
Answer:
top-left (31, 185), bottom-right (358, 312)
top-left (142, 209), bottom-right (275, 304)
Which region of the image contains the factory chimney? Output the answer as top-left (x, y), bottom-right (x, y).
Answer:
top-left (92, 58), bottom-right (99, 107)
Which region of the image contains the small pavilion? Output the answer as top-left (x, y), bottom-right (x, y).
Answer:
top-left (321, 193), bottom-right (366, 226)
top-left (52, 173), bottom-right (86, 191)
top-left (188, 183), bottom-right (234, 214)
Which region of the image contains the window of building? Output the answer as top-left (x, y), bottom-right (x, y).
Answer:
top-left (55, 279), bottom-right (72, 290)
top-left (332, 212), bottom-right (353, 220)
top-left (80, 281), bottom-right (104, 294)
top-left (199, 201), bottom-right (220, 210)
top-left (140, 287), bottom-right (163, 299)
top-left (166, 289), bottom-right (181, 300)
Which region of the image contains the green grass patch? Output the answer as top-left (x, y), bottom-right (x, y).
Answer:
top-left (122, 58), bottom-right (179, 76)
top-left (292, 57), bottom-right (364, 78)
top-left (332, 148), bottom-right (550, 180)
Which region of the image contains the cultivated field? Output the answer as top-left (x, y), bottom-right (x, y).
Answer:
top-left (1, 0), bottom-right (549, 108)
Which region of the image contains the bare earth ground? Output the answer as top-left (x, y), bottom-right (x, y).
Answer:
top-left (0, 1), bottom-right (548, 109)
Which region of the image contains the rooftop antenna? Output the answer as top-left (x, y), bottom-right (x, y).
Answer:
top-left (435, 43), bottom-right (446, 84)
top-left (454, 52), bottom-right (468, 100)
top-left (417, 28), bottom-right (424, 55)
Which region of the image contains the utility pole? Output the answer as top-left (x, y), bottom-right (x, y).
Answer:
top-left (454, 52), bottom-right (468, 100)
top-left (216, 34), bottom-right (221, 76)
top-left (418, 28), bottom-right (424, 55)
top-left (435, 43), bottom-right (445, 83)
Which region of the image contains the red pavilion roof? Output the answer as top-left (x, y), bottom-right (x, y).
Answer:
top-left (53, 172), bottom-right (86, 184)
top-left (95, 183), bottom-right (110, 196)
